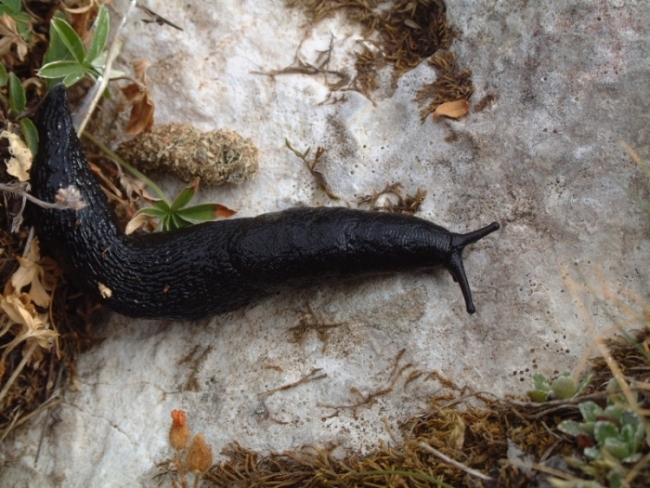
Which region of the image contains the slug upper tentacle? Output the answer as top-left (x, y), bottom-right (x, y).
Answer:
top-left (29, 84), bottom-right (499, 320)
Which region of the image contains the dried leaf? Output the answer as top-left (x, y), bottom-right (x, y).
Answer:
top-left (10, 240), bottom-right (55, 307)
top-left (187, 434), bottom-right (213, 474)
top-left (120, 60), bottom-right (155, 135)
top-left (1, 129), bottom-right (33, 181)
top-left (432, 99), bottom-right (469, 122)
top-left (215, 204), bottom-right (236, 218)
top-left (0, 293), bottom-right (57, 353)
top-left (125, 89), bottom-right (155, 135)
top-left (0, 14), bottom-right (29, 61)
top-left (63, 0), bottom-right (105, 15)
top-left (125, 211), bottom-right (157, 235)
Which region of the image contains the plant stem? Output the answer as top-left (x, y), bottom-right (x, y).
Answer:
top-left (76, 0), bottom-right (137, 135)
top-left (0, 341), bottom-right (38, 409)
top-left (82, 131), bottom-right (169, 204)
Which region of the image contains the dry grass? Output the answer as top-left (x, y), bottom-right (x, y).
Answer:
top-left (285, 0), bottom-right (474, 112)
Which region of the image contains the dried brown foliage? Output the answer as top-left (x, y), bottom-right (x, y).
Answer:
top-left (415, 50), bottom-right (474, 121)
top-left (197, 326), bottom-right (650, 487)
top-left (286, 0), bottom-right (471, 106)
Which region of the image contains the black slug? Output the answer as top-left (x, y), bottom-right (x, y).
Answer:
top-left (29, 84), bottom-right (499, 320)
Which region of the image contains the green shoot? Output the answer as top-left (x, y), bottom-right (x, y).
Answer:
top-left (0, 63), bottom-right (7, 86)
top-left (131, 179), bottom-right (231, 232)
top-left (1, 72), bottom-right (38, 155)
top-left (7, 71), bottom-right (24, 116)
top-left (38, 6), bottom-right (121, 87)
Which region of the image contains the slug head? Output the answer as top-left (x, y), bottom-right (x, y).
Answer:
top-left (32, 84), bottom-right (87, 195)
top-left (446, 221), bottom-right (500, 314)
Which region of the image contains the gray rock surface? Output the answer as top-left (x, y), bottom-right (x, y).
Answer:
top-left (3, 0), bottom-right (650, 486)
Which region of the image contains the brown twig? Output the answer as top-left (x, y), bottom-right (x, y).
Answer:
top-left (419, 442), bottom-right (493, 481)
top-left (258, 368), bottom-right (327, 398)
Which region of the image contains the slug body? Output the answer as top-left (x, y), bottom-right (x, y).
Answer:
top-left (30, 85), bottom-right (499, 320)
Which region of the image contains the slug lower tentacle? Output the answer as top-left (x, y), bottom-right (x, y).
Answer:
top-left (29, 85), bottom-right (499, 320)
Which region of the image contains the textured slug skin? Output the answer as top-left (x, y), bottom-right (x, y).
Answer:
top-left (29, 85), bottom-right (500, 320)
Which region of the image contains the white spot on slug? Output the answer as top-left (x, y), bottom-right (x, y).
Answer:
top-left (98, 282), bottom-right (113, 298)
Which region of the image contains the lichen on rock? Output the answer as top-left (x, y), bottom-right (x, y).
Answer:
top-left (118, 124), bottom-right (259, 186)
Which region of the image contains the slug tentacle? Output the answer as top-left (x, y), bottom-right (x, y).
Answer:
top-left (29, 84), bottom-right (499, 320)
top-left (447, 221), bottom-right (501, 314)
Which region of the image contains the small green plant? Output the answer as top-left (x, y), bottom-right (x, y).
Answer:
top-left (38, 6), bottom-right (119, 87)
top-left (0, 0), bottom-right (33, 42)
top-left (0, 68), bottom-right (38, 155)
top-left (527, 371), bottom-right (592, 403)
top-left (554, 379), bottom-right (648, 488)
top-left (130, 178), bottom-right (231, 232)
top-left (558, 382), bottom-right (646, 464)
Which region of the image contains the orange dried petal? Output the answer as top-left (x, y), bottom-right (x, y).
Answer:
top-left (432, 99), bottom-right (469, 122)
top-left (169, 409), bottom-right (190, 449)
top-left (186, 434), bottom-right (213, 474)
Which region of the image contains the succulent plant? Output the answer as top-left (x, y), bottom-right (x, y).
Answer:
top-left (557, 377), bottom-right (647, 469)
top-left (527, 372), bottom-right (592, 403)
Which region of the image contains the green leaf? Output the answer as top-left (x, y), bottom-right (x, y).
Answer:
top-left (170, 183), bottom-right (198, 211)
top-left (580, 421), bottom-right (596, 437)
top-left (38, 60), bottom-right (85, 80)
top-left (20, 118), bottom-right (38, 156)
top-left (573, 373), bottom-right (592, 397)
top-left (0, 63), bottom-right (7, 87)
top-left (172, 214), bottom-right (193, 230)
top-left (579, 401), bottom-right (603, 423)
top-left (603, 404), bottom-right (624, 423)
top-left (557, 420), bottom-right (583, 437)
top-left (1, 0), bottom-right (21, 13)
top-left (620, 424), bottom-right (637, 452)
top-left (8, 72), bottom-right (25, 116)
top-left (152, 199), bottom-right (171, 212)
top-left (620, 411), bottom-right (644, 452)
top-left (166, 213), bottom-right (181, 230)
top-left (620, 410), bottom-right (640, 428)
top-left (531, 372), bottom-right (551, 392)
top-left (606, 468), bottom-right (625, 488)
top-left (51, 17), bottom-right (86, 63)
top-left (583, 447), bottom-right (602, 460)
top-left (90, 49), bottom-right (108, 69)
top-left (84, 6), bottom-right (109, 64)
top-left (526, 390), bottom-right (549, 403)
top-left (62, 68), bottom-right (87, 88)
top-left (551, 374), bottom-right (576, 399)
top-left (594, 420), bottom-right (619, 445)
top-left (13, 11), bottom-right (31, 29)
top-left (173, 203), bottom-right (222, 222)
top-left (602, 437), bottom-right (631, 460)
top-left (43, 12), bottom-right (73, 65)
top-left (135, 207), bottom-right (168, 219)
top-left (162, 214), bottom-right (174, 232)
